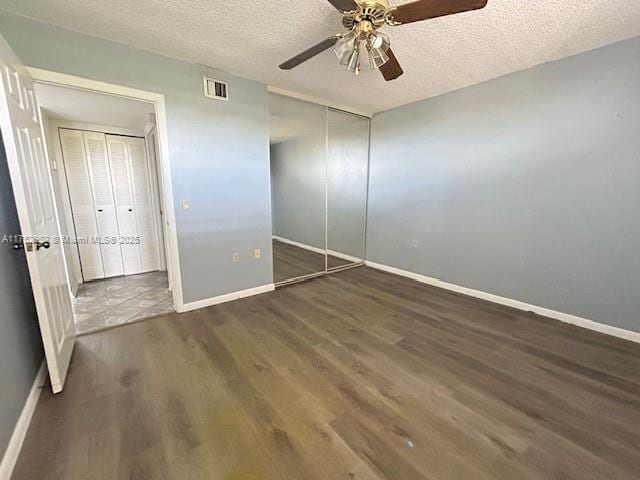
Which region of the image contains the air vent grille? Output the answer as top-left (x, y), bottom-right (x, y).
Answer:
top-left (203, 77), bottom-right (229, 101)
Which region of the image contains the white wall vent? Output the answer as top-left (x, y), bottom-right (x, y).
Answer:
top-left (203, 77), bottom-right (229, 101)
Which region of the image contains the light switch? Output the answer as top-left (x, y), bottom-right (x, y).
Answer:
top-left (182, 199), bottom-right (191, 211)
top-left (254, 248), bottom-right (261, 259)
top-left (232, 252), bottom-right (240, 263)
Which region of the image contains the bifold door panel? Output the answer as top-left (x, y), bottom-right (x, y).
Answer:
top-left (60, 128), bottom-right (161, 281)
top-left (83, 131), bottom-right (124, 278)
top-left (59, 129), bottom-right (104, 280)
top-left (106, 135), bottom-right (142, 275)
top-left (128, 136), bottom-right (160, 272)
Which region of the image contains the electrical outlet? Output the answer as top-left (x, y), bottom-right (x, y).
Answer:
top-left (254, 248), bottom-right (261, 260)
top-left (232, 252), bottom-right (240, 263)
top-left (411, 240), bottom-right (419, 249)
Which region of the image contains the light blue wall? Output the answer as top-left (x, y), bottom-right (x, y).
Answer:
top-left (0, 134), bottom-right (44, 459)
top-left (368, 37), bottom-right (640, 333)
top-left (0, 13), bottom-right (273, 303)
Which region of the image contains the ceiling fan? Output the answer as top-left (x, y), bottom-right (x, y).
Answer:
top-left (279, 0), bottom-right (488, 81)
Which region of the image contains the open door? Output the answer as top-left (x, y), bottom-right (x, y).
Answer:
top-left (0, 34), bottom-right (75, 393)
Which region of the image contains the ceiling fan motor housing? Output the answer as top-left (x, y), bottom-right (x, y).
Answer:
top-left (342, 0), bottom-right (389, 30)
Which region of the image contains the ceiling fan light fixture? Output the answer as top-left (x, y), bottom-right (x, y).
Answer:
top-left (346, 41), bottom-right (362, 75)
top-left (279, 0), bottom-right (490, 82)
top-left (339, 50), bottom-right (352, 67)
top-left (367, 31), bottom-right (390, 70)
top-left (333, 31), bottom-right (356, 61)
top-left (334, 28), bottom-right (390, 75)
top-left (370, 30), bottom-right (390, 51)
top-left (368, 46), bottom-right (389, 70)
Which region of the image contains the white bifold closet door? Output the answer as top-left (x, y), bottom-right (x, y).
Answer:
top-left (59, 129), bottom-right (104, 281)
top-left (61, 129), bottom-right (160, 281)
top-left (106, 135), bottom-right (160, 274)
top-left (127, 137), bottom-right (160, 272)
top-left (83, 131), bottom-right (125, 278)
top-left (105, 135), bottom-right (142, 275)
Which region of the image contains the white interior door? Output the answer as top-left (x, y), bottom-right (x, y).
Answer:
top-left (105, 134), bottom-right (142, 275)
top-left (128, 136), bottom-right (160, 272)
top-left (84, 131), bottom-right (124, 278)
top-left (59, 128), bottom-right (104, 281)
top-left (0, 35), bottom-right (75, 393)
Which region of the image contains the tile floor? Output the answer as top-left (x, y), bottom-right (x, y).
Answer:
top-left (73, 271), bottom-right (173, 335)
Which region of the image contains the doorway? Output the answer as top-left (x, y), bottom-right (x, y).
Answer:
top-left (34, 80), bottom-right (175, 334)
top-left (0, 36), bottom-right (183, 392)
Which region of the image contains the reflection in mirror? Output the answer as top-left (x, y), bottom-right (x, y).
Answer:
top-left (269, 93), bottom-right (327, 283)
top-left (327, 109), bottom-right (369, 269)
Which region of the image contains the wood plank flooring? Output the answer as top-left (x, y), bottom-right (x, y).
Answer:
top-left (272, 239), bottom-right (352, 283)
top-left (14, 266), bottom-right (640, 479)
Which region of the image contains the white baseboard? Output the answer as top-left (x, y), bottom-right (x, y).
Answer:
top-left (365, 261), bottom-right (640, 345)
top-left (178, 284), bottom-right (275, 313)
top-left (273, 235), bottom-right (325, 255)
top-left (273, 236), bottom-right (362, 263)
top-left (0, 362), bottom-right (46, 479)
top-left (327, 249), bottom-right (362, 264)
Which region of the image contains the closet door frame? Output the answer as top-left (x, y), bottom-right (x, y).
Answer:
top-left (47, 124), bottom-right (82, 295)
top-left (144, 125), bottom-right (168, 273)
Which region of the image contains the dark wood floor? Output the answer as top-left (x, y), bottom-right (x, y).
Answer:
top-left (14, 267), bottom-right (640, 479)
top-left (272, 239), bottom-right (352, 283)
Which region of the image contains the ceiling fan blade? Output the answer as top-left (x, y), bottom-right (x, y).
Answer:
top-left (379, 48), bottom-right (404, 81)
top-left (326, 0), bottom-right (358, 12)
top-left (389, 0), bottom-right (488, 25)
top-left (279, 37), bottom-right (339, 70)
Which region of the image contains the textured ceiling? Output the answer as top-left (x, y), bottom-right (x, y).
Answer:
top-left (35, 83), bottom-right (154, 132)
top-left (2, 0), bottom-right (640, 115)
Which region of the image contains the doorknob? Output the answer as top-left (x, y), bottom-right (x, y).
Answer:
top-left (36, 241), bottom-right (51, 250)
top-left (18, 241), bottom-right (51, 252)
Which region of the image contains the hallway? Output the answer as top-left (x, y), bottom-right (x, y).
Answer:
top-left (72, 271), bottom-right (172, 334)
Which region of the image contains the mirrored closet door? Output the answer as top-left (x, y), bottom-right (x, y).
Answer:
top-left (269, 93), bottom-right (327, 283)
top-left (327, 108), bottom-right (369, 269)
top-left (269, 94), bottom-right (370, 285)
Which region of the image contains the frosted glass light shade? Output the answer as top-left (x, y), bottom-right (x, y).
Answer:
top-left (334, 32), bottom-right (356, 61)
top-left (367, 31), bottom-right (390, 70)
